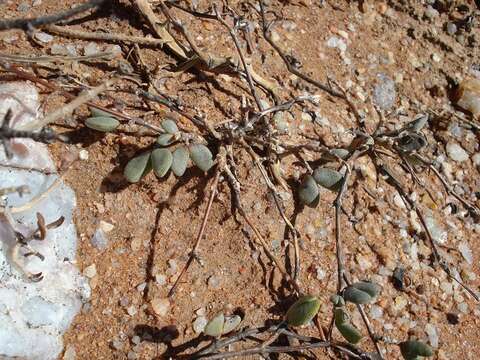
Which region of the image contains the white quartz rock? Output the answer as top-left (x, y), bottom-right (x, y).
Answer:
top-left (0, 82), bottom-right (90, 360)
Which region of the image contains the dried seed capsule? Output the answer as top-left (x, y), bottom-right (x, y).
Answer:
top-left (455, 78), bottom-right (480, 117)
top-left (204, 313), bottom-right (225, 337)
top-left (286, 295), bottom-right (321, 327)
top-left (161, 119), bottom-right (179, 134)
top-left (151, 149), bottom-right (173, 177)
top-left (89, 107), bottom-right (118, 119)
top-left (298, 175), bottom-right (319, 206)
top-left (156, 133), bottom-right (174, 146)
top-left (190, 144), bottom-right (214, 172)
top-left (222, 315), bottom-right (241, 334)
top-left (399, 340), bottom-right (433, 360)
top-left (343, 281), bottom-right (380, 304)
top-left (171, 147), bottom-right (189, 177)
top-left (85, 116), bottom-right (119, 132)
top-left (313, 167), bottom-right (343, 191)
top-left (124, 152), bottom-right (151, 183)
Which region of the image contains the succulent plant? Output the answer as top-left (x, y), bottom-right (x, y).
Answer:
top-left (343, 281), bottom-right (380, 304)
top-left (85, 116), bottom-right (120, 132)
top-left (124, 152), bottom-right (152, 183)
top-left (298, 175), bottom-right (319, 205)
top-left (204, 313), bottom-right (225, 337)
top-left (334, 308), bottom-right (363, 344)
top-left (399, 340), bottom-right (433, 360)
top-left (89, 107), bottom-right (118, 118)
top-left (161, 118), bottom-right (179, 134)
top-left (151, 148), bottom-right (173, 177)
top-left (171, 147), bottom-right (189, 177)
top-left (190, 144), bottom-right (214, 172)
top-left (313, 167), bottom-right (343, 191)
top-left (156, 133), bottom-right (174, 146)
top-left (285, 295), bottom-right (321, 327)
top-left (222, 315), bottom-right (242, 334)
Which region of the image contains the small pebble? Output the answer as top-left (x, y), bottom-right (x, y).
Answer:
top-left (78, 150), bottom-right (89, 161)
top-left (193, 316), bottom-right (208, 334)
top-left (424, 6), bottom-right (439, 20)
top-left (155, 274), bottom-right (166, 285)
top-left (136, 282), bottom-right (147, 292)
top-left (127, 351), bottom-right (138, 360)
top-left (35, 32), bottom-right (53, 43)
top-left (425, 323), bottom-right (439, 348)
top-left (84, 42), bottom-right (100, 56)
top-left (111, 339), bottom-right (123, 351)
top-left (127, 305), bottom-right (137, 316)
top-left (373, 73), bottom-right (396, 110)
top-left (446, 142), bottom-right (469, 162)
top-left (446, 22), bottom-right (457, 36)
top-left (91, 229), bottom-right (108, 250)
top-left (63, 345), bottom-right (76, 360)
top-left (458, 242), bottom-right (473, 264)
top-left (207, 275), bottom-right (221, 289)
top-left (151, 297), bottom-right (170, 317)
top-left (83, 264), bottom-right (97, 278)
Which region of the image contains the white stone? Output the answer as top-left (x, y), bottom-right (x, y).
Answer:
top-left (446, 142), bottom-right (469, 162)
top-left (151, 297), bottom-right (170, 316)
top-left (78, 150), bottom-right (89, 161)
top-left (0, 82), bottom-right (89, 360)
top-left (193, 316), bottom-right (208, 334)
top-left (425, 323), bottom-right (439, 348)
top-left (83, 264), bottom-right (97, 278)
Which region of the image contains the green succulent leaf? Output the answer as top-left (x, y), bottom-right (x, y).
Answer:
top-left (156, 133), bottom-right (174, 146)
top-left (123, 152), bottom-right (152, 183)
top-left (171, 147), bottom-right (189, 177)
top-left (336, 322), bottom-right (363, 344)
top-left (161, 119), bottom-right (179, 134)
top-left (204, 313), bottom-right (225, 337)
top-left (286, 295), bottom-right (321, 327)
top-left (400, 340), bottom-right (433, 360)
top-left (343, 281), bottom-right (380, 304)
top-left (313, 167), bottom-right (343, 191)
top-left (151, 148), bottom-right (173, 177)
top-left (89, 107), bottom-right (118, 119)
top-left (298, 175), bottom-right (319, 205)
top-left (190, 144), bottom-right (214, 172)
top-left (222, 315), bottom-right (241, 334)
top-left (85, 116), bottom-right (120, 132)
top-left (330, 295), bottom-right (345, 308)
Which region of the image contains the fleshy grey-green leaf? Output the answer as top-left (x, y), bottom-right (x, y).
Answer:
top-left (124, 152), bottom-right (151, 183)
top-left (334, 308), bottom-right (362, 343)
top-left (399, 340), bottom-right (433, 360)
top-left (161, 119), bottom-right (179, 134)
top-left (89, 107), bottom-right (118, 119)
top-left (298, 175), bottom-right (319, 205)
top-left (204, 313), bottom-right (225, 337)
top-left (85, 116), bottom-right (120, 132)
top-left (330, 295), bottom-right (345, 307)
top-left (343, 286), bottom-right (372, 304)
top-left (343, 281), bottom-right (380, 304)
top-left (171, 147), bottom-right (189, 177)
top-left (151, 149), bottom-right (173, 177)
top-left (313, 167), bottom-right (343, 191)
top-left (156, 133), bottom-right (174, 146)
top-left (336, 322), bottom-right (363, 344)
top-left (222, 315), bottom-right (241, 334)
top-left (352, 281), bottom-right (380, 299)
top-left (190, 144), bottom-right (214, 172)
top-left (286, 295), bottom-right (320, 327)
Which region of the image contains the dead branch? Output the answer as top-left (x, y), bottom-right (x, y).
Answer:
top-left (0, 0), bottom-right (105, 31)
